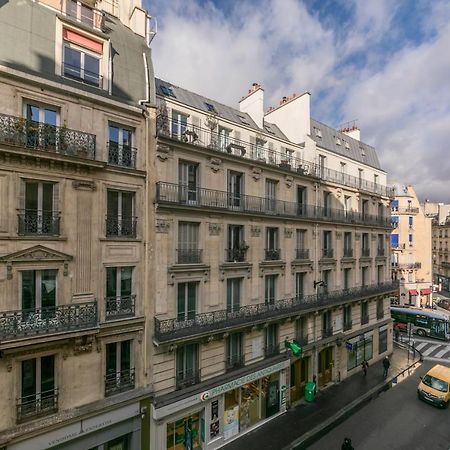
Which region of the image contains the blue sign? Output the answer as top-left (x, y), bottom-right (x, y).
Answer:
top-left (345, 341), bottom-right (353, 350)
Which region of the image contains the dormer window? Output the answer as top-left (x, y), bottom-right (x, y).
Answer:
top-left (238, 115), bottom-right (250, 125)
top-left (66, 0), bottom-right (103, 31)
top-left (205, 102), bottom-right (217, 113)
top-left (336, 137), bottom-right (341, 146)
top-left (161, 85), bottom-right (176, 97)
top-left (264, 124), bottom-right (275, 135)
top-left (314, 127), bottom-right (322, 138)
top-left (344, 141), bottom-right (350, 150)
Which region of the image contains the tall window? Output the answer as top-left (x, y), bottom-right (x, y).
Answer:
top-left (322, 311), bottom-right (332, 337)
top-left (219, 126), bottom-right (231, 151)
top-left (20, 181), bottom-right (58, 235)
top-left (362, 233), bottom-right (370, 256)
top-left (265, 324), bottom-right (278, 356)
top-left (179, 161), bottom-right (199, 203)
top-left (227, 225), bottom-right (245, 262)
top-left (343, 305), bottom-right (352, 330)
top-left (19, 356), bottom-right (56, 420)
top-left (63, 38), bottom-right (100, 86)
top-left (178, 222), bottom-right (200, 263)
top-left (176, 344), bottom-right (199, 388)
top-left (24, 102), bottom-right (59, 149)
top-left (255, 138), bottom-right (265, 159)
top-left (21, 270), bottom-right (57, 313)
top-left (322, 270), bottom-right (331, 294)
top-left (377, 202), bottom-right (384, 219)
top-left (265, 179), bottom-right (277, 212)
top-left (323, 231), bottom-right (333, 258)
top-left (226, 333), bottom-right (243, 370)
top-left (177, 282), bottom-right (197, 321)
top-left (344, 195), bottom-right (351, 217)
top-left (361, 266), bottom-right (369, 287)
top-left (265, 275), bottom-right (277, 305)
top-left (377, 298), bottom-right (384, 319)
top-left (295, 316), bottom-right (308, 343)
top-left (265, 227), bottom-right (279, 260)
top-left (295, 272), bottom-right (304, 299)
top-left (105, 340), bottom-right (134, 396)
top-left (361, 199), bottom-right (369, 218)
top-left (323, 191), bottom-right (331, 217)
top-left (226, 278), bottom-right (241, 312)
top-left (361, 301), bottom-right (369, 324)
top-left (108, 124), bottom-right (134, 168)
top-left (343, 268), bottom-right (351, 290)
top-left (297, 186), bottom-right (307, 215)
top-left (106, 190), bottom-right (135, 237)
top-left (228, 171), bottom-right (243, 208)
top-left (171, 111), bottom-right (188, 140)
top-left (106, 267), bottom-right (134, 319)
top-left (296, 229), bottom-right (308, 259)
top-left (344, 232), bottom-right (352, 257)
top-left (377, 265), bottom-right (383, 284)
top-left (318, 155), bottom-right (326, 178)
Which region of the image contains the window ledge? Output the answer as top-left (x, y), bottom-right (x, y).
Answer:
top-left (99, 237), bottom-right (142, 242)
top-left (0, 235), bottom-right (68, 241)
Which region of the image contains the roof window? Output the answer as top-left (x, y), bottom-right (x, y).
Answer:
top-left (336, 137), bottom-right (341, 146)
top-left (314, 127), bottom-right (322, 138)
top-left (161, 85), bottom-right (176, 97)
top-left (264, 124), bottom-right (275, 135)
top-left (344, 141), bottom-right (350, 149)
top-left (205, 102), bottom-right (217, 113)
top-left (238, 114), bottom-right (250, 125)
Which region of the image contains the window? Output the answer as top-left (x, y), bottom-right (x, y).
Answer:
top-left (218, 126), bottom-right (231, 151)
top-left (297, 186), bottom-right (307, 215)
top-left (323, 231), bottom-right (332, 258)
top-left (343, 268), bottom-right (351, 290)
top-left (265, 179), bottom-right (277, 212)
top-left (283, 148), bottom-right (294, 164)
top-left (378, 203), bottom-right (384, 219)
top-left (347, 337), bottom-right (372, 370)
top-left (265, 228), bottom-right (279, 260)
top-left (105, 340), bottom-right (134, 396)
top-left (358, 169), bottom-right (363, 186)
top-left (176, 344), bottom-right (199, 388)
top-left (177, 282), bottom-right (197, 321)
top-left (344, 195), bottom-right (351, 216)
top-left (21, 270), bottom-right (57, 313)
top-left (265, 324), bottom-right (278, 356)
top-left (379, 329), bottom-right (388, 354)
top-left (361, 199), bottom-right (369, 218)
top-left (322, 311), bottom-right (332, 337)
top-left (296, 229), bottom-right (308, 259)
top-left (205, 102), bottom-right (217, 113)
top-left (295, 272), bottom-right (304, 299)
top-left (226, 333), bottom-right (243, 370)
top-left (171, 111), bottom-right (188, 140)
top-left (323, 191), bottom-right (331, 217)
top-left (343, 305), bottom-right (352, 330)
top-left (344, 232), bottom-right (352, 257)
top-left (374, 174), bottom-right (378, 185)
top-left (161, 85), bottom-right (175, 97)
top-left (106, 267), bottom-right (134, 320)
top-left (362, 233), bottom-right (370, 256)
top-left (391, 234), bottom-right (399, 248)
top-left (264, 124), bottom-right (275, 135)
top-left (376, 298), bottom-right (384, 319)
top-left (361, 267), bottom-right (369, 287)
top-left (66, 0), bottom-right (102, 29)
top-left (227, 278), bottom-right (241, 312)
top-left (265, 275), bottom-right (277, 305)
top-left (345, 141), bottom-right (350, 150)
top-left (20, 181), bottom-right (59, 235)
top-left (227, 225), bottom-right (245, 262)
top-left (255, 138), bottom-right (265, 159)
top-left (179, 161), bottom-right (199, 203)
top-left (361, 301), bottom-right (369, 324)
top-left (108, 124), bottom-right (135, 168)
top-left (322, 270), bottom-right (331, 294)
top-left (409, 234), bottom-right (413, 245)
top-left (228, 170), bottom-right (244, 208)
top-left (295, 316), bottom-right (308, 343)
top-left (336, 137), bottom-right (341, 146)
top-left (178, 222), bottom-right (200, 263)
top-left (19, 356), bottom-right (56, 420)
top-left (318, 155), bottom-right (326, 177)
top-left (409, 216), bottom-right (414, 227)
top-left (237, 114), bottom-right (250, 125)
top-left (391, 199), bottom-right (399, 211)
top-left (314, 127), bottom-right (322, 138)
top-left (377, 234), bottom-right (384, 256)
top-left (106, 190), bottom-right (135, 238)
top-left (24, 102), bottom-right (59, 149)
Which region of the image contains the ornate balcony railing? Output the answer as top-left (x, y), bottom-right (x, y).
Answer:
top-left (226, 354), bottom-right (245, 372)
top-left (154, 281), bottom-right (399, 343)
top-left (0, 113), bottom-right (96, 159)
top-left (176, 368), bottom-right (200, 390)
top-left (18, 210), bottom-right (60, 236)
top-left (105, 368), bottom-right (135, 396)
top-left (17, 389), bottom-right (58, 422)
top-left (265, 248), bottom-right (281, 261)
top-left (156, 182), bottom-right (392, 228)
top-left (0, 301), bottom-right (98, 341)
top-left (322, 327), bottom-right (333, 338)
top-left (107, 142), bottom-right (137, 168)
top-left (322, 248), bottom-right (334, 258)
top-left (343, 320), bottom-right (352, 331)
top-left (391, 262), bottom-right (421, 270)
top-left (343, 248), bottom-right (353, 258)
top-left (177, 249), bottom-right (203, 264)
top-left (157, 116), bottom-right (395, 197)
top-left (361, 248), bottom-right (371, 257)
top-left (105, 295), bottom-right (136, 320)
top-left (105, 215), bottom-right (137, 238)
top-left (295, 249), bottom-right (310, 260)
top-left (225, 247), bottom-right (247, 263)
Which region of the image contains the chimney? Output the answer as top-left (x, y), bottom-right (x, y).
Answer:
top-left (339, 123), bottom-right (360, 141)
top-left (239, 83), bottom-right (264, 128)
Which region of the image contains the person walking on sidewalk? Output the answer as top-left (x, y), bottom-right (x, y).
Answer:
top-left (383, 355), bottom-right (390, 378)
top-left (341, 437), bottom-right (354, 450)
top-left (362, 360), bottom-right (369, 376)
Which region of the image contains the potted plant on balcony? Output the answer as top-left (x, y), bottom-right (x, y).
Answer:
top-left (234, 242), bottom-right (249, 262)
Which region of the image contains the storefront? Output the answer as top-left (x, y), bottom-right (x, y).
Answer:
top-left (346, 332), bottom-right (373, 372)
top-left (153, 360), bottom-right (289, 450)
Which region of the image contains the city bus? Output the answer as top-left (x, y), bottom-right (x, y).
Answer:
top-left (391, 306), bottom-right (450, 340)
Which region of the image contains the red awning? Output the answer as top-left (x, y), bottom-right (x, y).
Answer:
top-left (420, 288), bottom-right (432, 295)
top-left (409, 289), bottom-right (418, 295)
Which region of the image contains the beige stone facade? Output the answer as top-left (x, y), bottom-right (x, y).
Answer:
top-left (390, 185), bottom-right (433, 307)
top-left (151, 80), bottom-right (396, 450)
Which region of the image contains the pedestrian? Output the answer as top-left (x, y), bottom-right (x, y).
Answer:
top-left (383, 355), bottom-right (390, 378)
top-left (341, 437), bottom-right (354, 450)
top-left (362, 359), bottom-right (368, 376)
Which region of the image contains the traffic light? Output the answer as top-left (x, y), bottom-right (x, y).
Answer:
top-left (284, 339), bottom-right (302, 357)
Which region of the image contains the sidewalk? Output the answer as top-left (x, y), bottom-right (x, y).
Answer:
top-left (222, 343), bottom-right (421, 450)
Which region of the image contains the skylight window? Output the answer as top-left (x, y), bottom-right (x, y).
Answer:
top-left (344, 141), bottom-right (350, 149)
top-left (336, 137), bottom-right (341, 146)
top-left (314, 127), bottom-right (322, 138)
top-left (264, 124), bottom-right (275, 135)
top-left (238, 114), bottom-right (250, 125)
top-left (205, 102), bottom-right (217, 113)
top-left (161, 85), bottom-right (176, 97)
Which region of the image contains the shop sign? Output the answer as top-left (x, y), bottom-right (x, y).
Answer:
top-left (280, 385), bottom-right (286, 407)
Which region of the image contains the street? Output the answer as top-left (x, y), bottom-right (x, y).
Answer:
top-left (308, 361), bottom-right (450, 450)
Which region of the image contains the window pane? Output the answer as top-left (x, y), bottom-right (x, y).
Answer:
top-left (41, 270), bottom-right (57, 308)
top-left (44, 109), bottom-right (57, 126)
top-left (25, 182), bottom-right (39, 211)
top-left (121, 267), bottom-right (132, 296)
top-left (64, 46), bottom-right (81, 78)
top-left (107, 191), bottom-right (118, 216)
top-left (22, 359), bottom-right (36, 398)
top-left (120, 341), bottom-right (131, 371)
top-left (22, 271), bottom-right (36, 310)
top-left (106, 343), bottom-right (117, 373)
top-left (26, 104), bottom-right (40, 122)
top-left (42, 183), bottom-right (54, 212)
top-left (106, 267), bottom-right (117, 297)
top-left (121, 192), bottom-right (133, 218)
top-left (84, 54), bottom-right (100, 85)
top-left (40, 355), bottom-right (55, 393)
top-left (109, 125), bottom-right (119, 143)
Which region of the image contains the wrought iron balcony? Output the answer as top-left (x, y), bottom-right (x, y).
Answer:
top-left (17, 389), bottom-right (58, 422)
top-left (176, 368), bottom-right (200, 390)
top-left (225, 247), bottom-right (247, 263)
top-left (154, 281), bottom-right (399, 343)
top-left (107, 142), bottom-right (137, 168)
top-left (343, 248), bottom-right (353, 258)
top-left (0, 113), bottom-right (96, 159)
top-left (361, 314), bottom-right (369, 325)
top-left (322, 327), bottom-right (333, 338)
top-left (156, 182), bottom-right (392, 228)
top-left (226, 354), bottom-right (245, 372)
top-left (157, 116), bottom-right (395, 197)
top-left (176, 249), bottom-right (203, 264)
top-left (361, 248), bottom-right (371, 257)
top-left (295, 249), bottom-right (310, 260)
top-left (18, 210), bottom-right (60, 236)
top-left (0, 301), bottom-right (98, 342)
top-left (105, 295), bottom-right (136, 320)
top-left (392, 262), bottom-right (421, 270)
top-left (105, 368), bottom-right (135, 396)
top-left (322, 248), bottom-right (334, 258)
top-left (265, 248), bottom-right (281, 261)
top-left (105, 215), bottom-right (137, 238)
top-left (343, 320), bottom-right (352, 331)
top-left (265, 344), bottom-right (280, 357)
top-left (65, 0), bottom-right (104, 31)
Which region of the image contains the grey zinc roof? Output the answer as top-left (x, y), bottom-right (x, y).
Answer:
top-left (310, 118), bottom-right (382, 170)
top-left (0, 0), bottom-right (155, 107)
top-left (155, 78), bottom-right (289, 141)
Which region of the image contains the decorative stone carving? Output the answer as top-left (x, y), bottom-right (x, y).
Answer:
top-left (72, 180), bottom-right (96, 191)
top-left (371, 234), bottom-right (377, 241)
top-left (355, 233), bottom-right (361, 241)
top-left (251, 167), bottom-right (262, 181)
top-left (284, 228), bottom-right (293, 238)
top-left (209, 157), bottom-right (222, 173)
top-left (156, 143), bottom-right (171, 161)
top-left (335, 231), bottom-right (342, 240)
top-left (284, 175), bottom-right (294, 188)
top-left (156, 219), bottom-right (171, 233)
top-left (335, 188), bottom-right (342, 198)
top-left (73, 336), bottom-right (94, 355)
top-left (208, 223), bottom-right (222, 236)
top-left (250, 225), bottom-right (261, 237)
top-left (168, 265), bottom-right (211, 285)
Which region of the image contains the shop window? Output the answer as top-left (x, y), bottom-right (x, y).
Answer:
top-left (379, 329), bottom-right (388, 354)
top-left (347, 337), bottom-right (373, 370)
top-left (167, 414), bottom-right (200, 450)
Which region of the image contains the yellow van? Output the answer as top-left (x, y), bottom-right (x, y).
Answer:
top-left (417, 364), bottom-right (450, 408)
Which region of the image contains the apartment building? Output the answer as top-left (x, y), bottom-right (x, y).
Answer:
top-left (390, 185), bottom-right (433, 307)
top-left (422, 200), bottom-right (450, 225)
top-left (0, 1), bottom-right (156, 449)
top-left (432, 217), bottom-right (450, 291)
top-left (151, 80), bottom-right (397, 450)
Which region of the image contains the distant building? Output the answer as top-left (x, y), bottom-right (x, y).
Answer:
top-left (390, 185), bottom-right (433, 307)
top-left (432, 217), bottom-right (450, 291)
top-left (422, 200), bottom-right (450, 225)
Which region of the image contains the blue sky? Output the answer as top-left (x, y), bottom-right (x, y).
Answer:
top-left (146, 0), bottom-right (450, 202)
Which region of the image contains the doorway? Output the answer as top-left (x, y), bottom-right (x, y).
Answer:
top-left (318, 347), bottom-right (333, 387)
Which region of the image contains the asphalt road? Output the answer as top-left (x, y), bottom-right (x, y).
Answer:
top-left (308, 361), bottom-right (450, 450)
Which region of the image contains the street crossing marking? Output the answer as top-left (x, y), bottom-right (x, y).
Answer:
top-left (415, 342), bottom-right (429, 351)
top-left (413, 340), bottom-right (450, 360)
top-left (432, 347), bottom-right (450, 358)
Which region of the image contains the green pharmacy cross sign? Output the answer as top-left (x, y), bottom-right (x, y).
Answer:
top-left (284, 339), bottom-right (302, 357)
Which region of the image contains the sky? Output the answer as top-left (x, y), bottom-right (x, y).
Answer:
top-left (146, 0), bottom-right (450, 202)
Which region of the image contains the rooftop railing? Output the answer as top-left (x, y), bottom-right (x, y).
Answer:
top-left (156, 182), bottom-right (392, 228)
top-left (154, 281), bottom-right (399, 343)
top-left (157, 115), bottom-right (395, 197)
top-left (65, 0), bottom-right (104, 31)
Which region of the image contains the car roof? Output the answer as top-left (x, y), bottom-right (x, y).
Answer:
top-left (427, 364), bottom-right (450, 380)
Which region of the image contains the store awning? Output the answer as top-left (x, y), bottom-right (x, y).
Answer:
top-left (420, 288), bottom-right (432, 295)
top-left (409, 289), bottom-right (419, 295)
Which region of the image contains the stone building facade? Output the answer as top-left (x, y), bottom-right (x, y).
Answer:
top-left (432, 217), bottom-right (450, 291)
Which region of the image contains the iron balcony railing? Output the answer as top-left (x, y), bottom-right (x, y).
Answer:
top-left (265, 248), bottom-right (281, 261)
top-left (377, 248), bottom-right (385, 256)
top-left (343, 248), bottom-right (353, 258)
top-left (17, 389), bottom-right (58, 422)
top-left (226, 354), bottom-right (245, 371)
top-left (154, 281), bottom-right (399, 343)
top-left (225, 247), bottom-right (247, 262)
top-left (0, 113), bottom-right (96, 159)
top-left (176, 368), bottom-right (200, 390)
top-left (105, 215), bottom-right (137, 238)
top-left (0, 301), bottom-right (98, 341)
top-left (391, 262), bottom-right (421, 270)
top-left (18, 210), bottom-right (60, 236)
top-left (322, 248), bottom-right (334, 258)
top-left (105, 295), bottom-right (136, 320)
top-left (105, 368), bottom-right (135, 396)
top-left (343, 320), bottom-right (352, 331)
top-left (361, 248), bottom-right (371, 257)
top-left (157, 116), bottom-right (395, 197)
top-left (107, 142), bottom-right (137, 169)
top-left (393, 207), bottom-right (420, 214)
top-left (322, 327), bottom-right (333, 338)
top-left (65, 0), bottom-right (104, 31)
top-left (295, 249), bottom-right (310, 260)
top-left (156, 182), bottom-right (392, 228)
top-left (176, 249), bottom-right (203, 264)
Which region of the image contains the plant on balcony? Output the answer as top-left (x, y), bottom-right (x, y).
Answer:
top-left (236, 242), bottom-right (249, 260)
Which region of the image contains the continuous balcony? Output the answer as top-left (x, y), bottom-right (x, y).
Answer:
top-left (105, 295), bottom-right (136, 320)
top-left (105, 368), bottom-right (135, 396)
top-left (391, 262), bottom-right (422, 270)
top-left (0, 302), bottom-right (98, 342)
top-left (156, 182), bottom-right (392, 228)
top-left (18, 210), bottom-right (60, 236)
top-left (154, 281), bottom-right (399, 343)
top-left (157, 116), bottom-right (394, 197)
top-left (17, 389), bottom-right (58, 422)
top-left (0, 113), bottom-right (96, 160)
